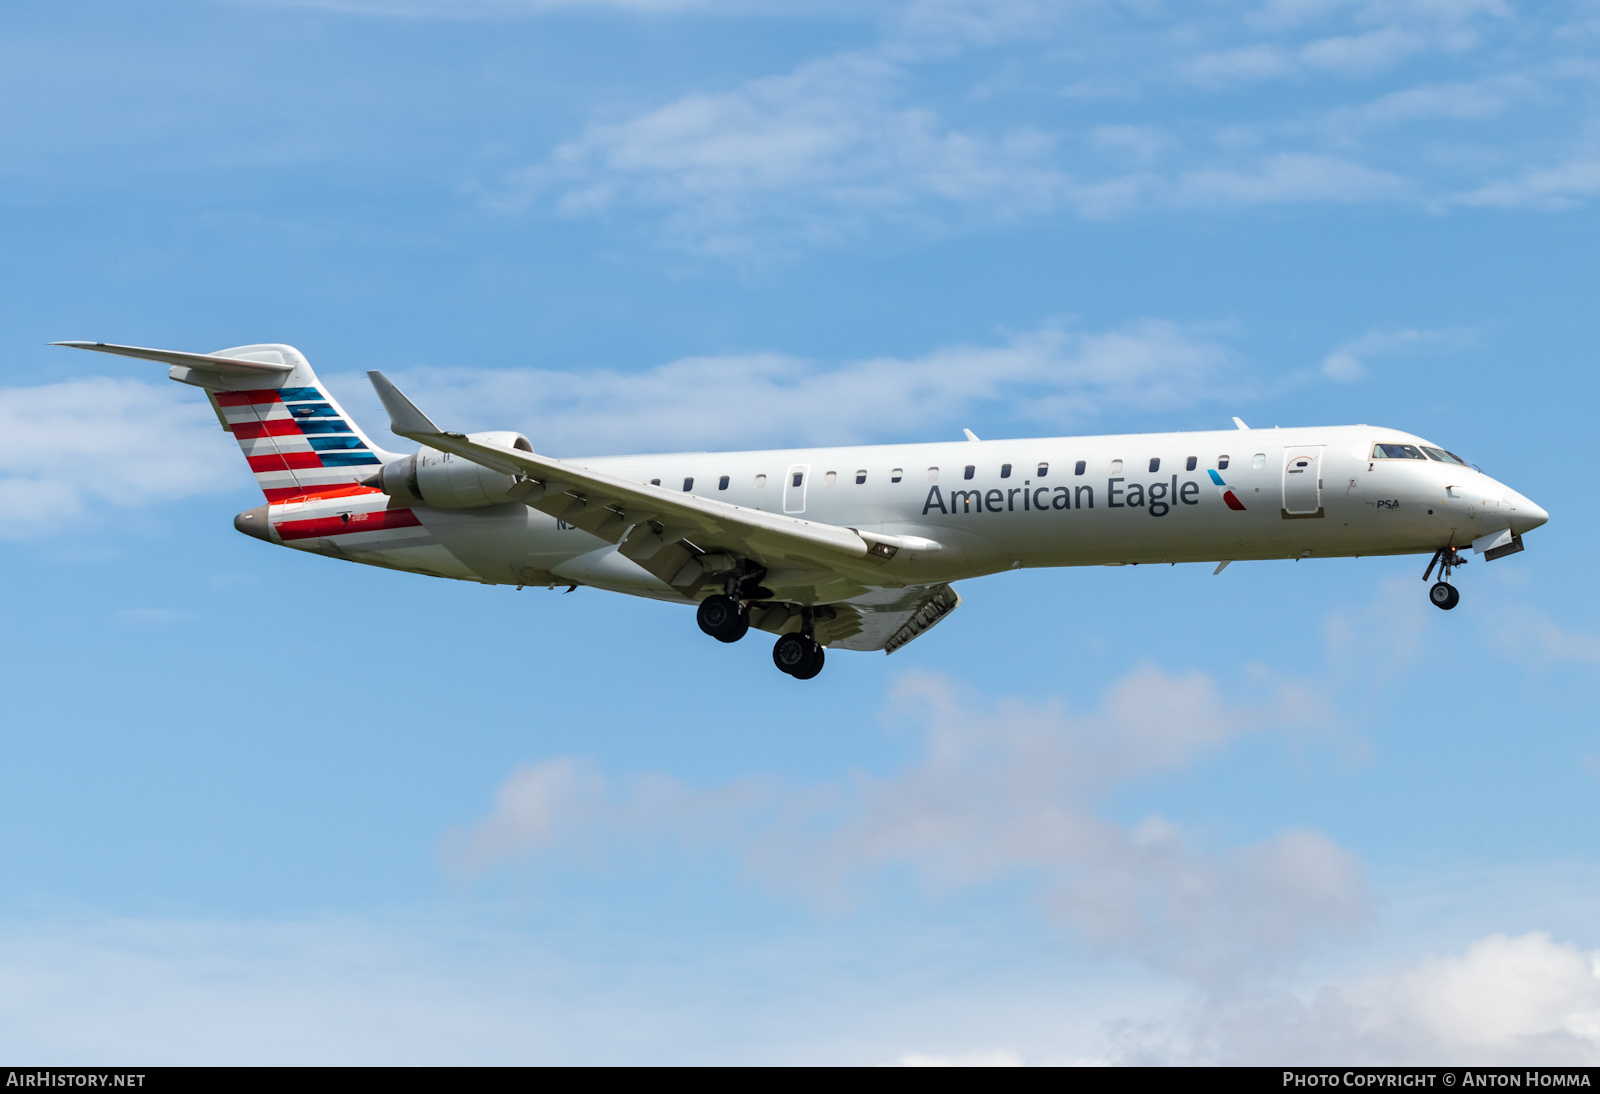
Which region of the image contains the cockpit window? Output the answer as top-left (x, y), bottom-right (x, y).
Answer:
top-left (1421, 446), bottom-right (1468, 466)
top-left (1372, 443), bottom-right (1425, 460)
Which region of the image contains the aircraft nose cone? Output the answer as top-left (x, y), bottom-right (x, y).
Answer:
top-left (1511, 494), bottom-right (1548, 533)
top-left (233, 504), bottom-right (275, 542)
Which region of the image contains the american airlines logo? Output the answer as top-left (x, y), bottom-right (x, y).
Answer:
top-left (922, 474), bottom-right (1221, 518)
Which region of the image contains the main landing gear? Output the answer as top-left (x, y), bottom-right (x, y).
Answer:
top-left (696, 591), bottom-right (827, 679)
top-left (1423, 547), bottom-right (1467, 611)
top-left (772, 632), bottom-right (825, 680)
top-left (696, 593), bottom-right (749, 643)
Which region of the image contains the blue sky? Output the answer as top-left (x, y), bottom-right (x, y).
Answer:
top-left (2, 0), bottom-right (1600, 1064)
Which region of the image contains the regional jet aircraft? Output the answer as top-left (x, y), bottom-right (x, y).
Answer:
top-left (57, 341), bottom-right (1549, 679)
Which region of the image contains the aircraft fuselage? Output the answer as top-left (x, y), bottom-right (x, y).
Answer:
top-left (262, 424), bottom-right (1545, 602)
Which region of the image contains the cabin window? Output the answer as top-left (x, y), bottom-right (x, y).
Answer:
top-left (891, 468), bottom-right (903, 483)
top-left (650, 478), bottom-right (660, 486)
top-left (927, 467), bottom-right (939, 481)
top-left (1185, 456), bottom-right (1197, 471)
top-left (1110, 459), bottom-right (1123, 474)
top-left (754, 474), bottom-right (766, 488)
top-left (1000, 463), bottom-right (1012, 479)
top-left (1373, 443), bottom-right (1426, 460)
top-left (1217, 456), bottom-right (1230, 470)
top-left (855, 470), bottom-right (867, 484)
top-left (823, 471), bottom-right (837, 486)
top-left (1251, 453), bottom-right (1265, 470)
top-left (683, 477), bottom-right (694, 491)
top-left (718, 475), bottom-right (730, 490)
top-left (791, 472), bottom-right (804, 487)
top-left (1148, 458), bottom-right (1160, 473)
top-left (1037, 462), bottom-right (1048, 478)
top-left (1074, 460), bottom-right (1086, 476)
top-left (963, 465), bottom-right (976, 480)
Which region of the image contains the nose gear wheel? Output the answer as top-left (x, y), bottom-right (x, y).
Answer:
top-left (1422, 547), bottom-right (1467, 610)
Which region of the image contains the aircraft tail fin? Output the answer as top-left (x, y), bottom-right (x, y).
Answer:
top-left (54, 341), bottom-right (400, 504)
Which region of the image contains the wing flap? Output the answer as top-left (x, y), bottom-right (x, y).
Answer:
top-left (826, 583), bottom-right (961, 653)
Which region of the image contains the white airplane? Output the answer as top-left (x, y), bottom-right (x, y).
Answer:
top-left (58, 340), bottom-right (1549, 679)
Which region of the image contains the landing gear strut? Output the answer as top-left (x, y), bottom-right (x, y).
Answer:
top-left (1423, 547), bottom-right (1466, 611)
top-left (697, 583), bottom-right (827, 678)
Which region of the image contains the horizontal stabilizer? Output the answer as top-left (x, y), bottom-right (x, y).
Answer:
top-left (52, 341), bottom-right (294, 375)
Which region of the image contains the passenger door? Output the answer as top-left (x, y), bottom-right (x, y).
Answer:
top-left (1282, 446), bottom-right (1324, 516)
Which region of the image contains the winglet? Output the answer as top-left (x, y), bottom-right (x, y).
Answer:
top-left (1232, 416), bottom-right (1250, 431)
top-left (962, 428), bottom-right (980, 442)
top-left (367, 370), bottom-right (443, 437)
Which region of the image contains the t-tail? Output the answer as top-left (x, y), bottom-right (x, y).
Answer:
top-left (53, 341), bottom-right (398, 504)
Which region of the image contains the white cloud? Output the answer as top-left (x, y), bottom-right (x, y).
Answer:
top-left (492, 1), bottom-right (1524, 251)
top-left (897, 1048), bottom-right (1030, 1065)
top-left (445, 666), bottom-right (1360, 978)
top-left (1086, 124), bottom-right (1173, 164)
top-left (221, 0), bottom-right (752, 15)
top-left (334, 320), bottom-right (1238, 456)
top-left (0, 319), bottom-right (1244, 532)
top-left (1325, 578), bottom-right (1432, 680)
top-left (1489, 607), bottom-right (1600, 671)
top-left (1339, 933), bottom-right (1600, 1054)
top-left (0, 320), bottom-right (1236, 533)
top-left (1299, 26), bottom-right (1428, 75)
top-left (1182, 44), bottom-right (1298, 88)
top-left (4, 911), bottom-right (1592, 1063)
top-left (1174, 153), bottom-right (1409, 207)
top-left (0, 378), bottom-right (244, 539)
top-left (1146, 932), bottom-right (1600, 1064)
top-left (1318, 325), bottom-right (1470, 381)
top-left (1450, 159), bottom-right (1600, 210)
top-left (490, 52), bottom-right (1064, 253)
top-left (1184, 2), bottom-right (1508, 87)
top-left (1335, 79), bottom-right (1519, 131)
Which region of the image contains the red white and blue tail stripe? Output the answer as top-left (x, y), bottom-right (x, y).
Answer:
top-left (216, 381), bottom-right (390, 503)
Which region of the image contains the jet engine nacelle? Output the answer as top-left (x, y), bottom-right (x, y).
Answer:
top-left (370, 431), bottom-right (534, 509)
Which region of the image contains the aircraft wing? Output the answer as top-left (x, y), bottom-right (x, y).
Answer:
top-left (366, 372), bottom-right (929, 602)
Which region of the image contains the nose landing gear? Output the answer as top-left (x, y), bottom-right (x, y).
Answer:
top-left (1423, 547), bottom-right (1467, 611)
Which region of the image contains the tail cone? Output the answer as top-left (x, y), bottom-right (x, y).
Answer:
top-left (233, 504), bottom-right (274, 543)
